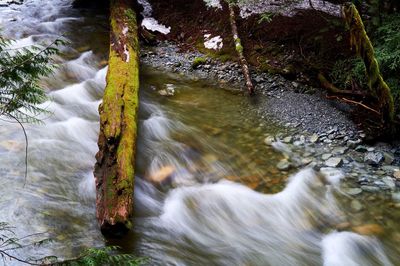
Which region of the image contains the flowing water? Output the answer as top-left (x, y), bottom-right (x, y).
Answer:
top-left (0, 1), bottom-right (398, 265)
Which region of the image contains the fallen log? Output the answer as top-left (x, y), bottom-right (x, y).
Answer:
top-left (94, 0), bottom-right (139, 236)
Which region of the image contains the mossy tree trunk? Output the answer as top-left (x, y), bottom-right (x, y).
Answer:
top-left (94, 0), bottom-right (139, 236)
top-left (342, 3), bottom-right (395, 128)
top-left (228, 3), bottom-right (255, 95)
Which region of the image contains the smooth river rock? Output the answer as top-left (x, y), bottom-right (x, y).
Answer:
top-left (325, 157), bottom-right (343, 168)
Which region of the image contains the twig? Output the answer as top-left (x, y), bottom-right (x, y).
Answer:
top-left (327, 95), bottom-right (381, 115)
top-left (8, 114), bottom-right (29, 187)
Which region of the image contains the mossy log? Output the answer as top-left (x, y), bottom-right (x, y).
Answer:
top-left (94, 0), bottom-right (139, 236)
top-left (342, 3), bottom-right (395, 126)
top-left (228, 4), bottom-right (255, 95)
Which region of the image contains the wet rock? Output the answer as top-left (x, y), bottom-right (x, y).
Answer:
top-left (301, 157), bottom-right (313, 166)
top-left (347, 139), bottom-right (362, 148)
top-left (383, 152), bottom-right (395, 165)
top-left (321, 153), bottom-right (332, 160)
top-left (355, 145), bottom-right (368, 153)
top-left (283, 136), bottom-right (292, 143)
top-left (364, 152), bottom-right (384, 166)
top-left (394, 170), bottom-right (400, 180)
top-left (352, 224), bottom-right (384, 236)
top-left (350, 200), bottom-right (363, 212)
top-left (325, 157), bottom-right (343, 168)
top-left (332, 147), bottom-right (348, 155)
top-left (309, 133), bottom-right (319, 143)
top-left (264, 135), bottom-right (275, 146)
top-left (382, 177), bottom-right (396, 190)
top-left (276, 159), bottom-right (291, 171)
top-left (345, 188), bottom-right (362, 196)
top-left (361, 185), bottom-right (380, 193)
top-left (147, 166), bottom-right (175, 187)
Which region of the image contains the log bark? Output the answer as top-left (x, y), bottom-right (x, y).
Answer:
top-left (228, 4), bottom-right (255, 95)
top-left (94, 0), bottom-right (139, 237)
top-left (342, 3), bottom-right (395, 126)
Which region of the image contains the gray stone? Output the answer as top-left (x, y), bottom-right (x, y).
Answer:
top-left (322, 153), bottom-right (332, 160)
top-left (345, 188), bottom-right (363, 196)
top-left (332, 147), bottom-right (348, 155)
top-left (325, 157), bottom-right (343, 168)
top-left (382, 177), bottom-right (396, 190)
top-left (301, 157), bottom-right (313, 166)
top-left (264, 135), bottom-right (275, 146)
top-left (351, 200), bottom-right (363, 212)
top-left (383, 152), bottom-right (395, 165)
top-left (361, 185), bottom-right (380, 193)
top-left (309, 134), bottom-right (319, 143)
top-left (283, 136), bottom-right (293, 143)
top-left (394, 170), bottom-right (400, 180)
top-left (277, 160), bottom-right (291, 171)
top-left (364, 152), bottom-right (384, 166)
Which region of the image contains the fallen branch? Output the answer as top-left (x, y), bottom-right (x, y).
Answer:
top-left (326, 95), bottom-right (381, 115)
top-left (318, 73), bottom-right (364, 96)
top-left (228, 3), bottom-right (255, 95)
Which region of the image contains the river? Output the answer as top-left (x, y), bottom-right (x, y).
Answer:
top-left (0, 1), bottom-right (398, 265)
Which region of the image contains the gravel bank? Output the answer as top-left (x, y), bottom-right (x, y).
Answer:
top-left (140, 42), bottom-right (357, 136)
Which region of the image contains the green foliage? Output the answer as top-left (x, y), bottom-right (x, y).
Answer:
top-left (0, 37), bottom-right (63, 123)
top-left (0, 222), bottom-right (145, 265)
top-left (191, 57), bottom-right (207, 69)
top-left (258, 12), bottom-right (274, 24)
top-left (58, 246), bottom-right (146, 266)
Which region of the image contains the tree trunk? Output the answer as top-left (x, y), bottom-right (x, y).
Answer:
top-left (228, 4), bottom-right (255, 95)
top-left (94, 0), bottom-right (140, 237)
top-left (342, 3), bottom-right (395, 127)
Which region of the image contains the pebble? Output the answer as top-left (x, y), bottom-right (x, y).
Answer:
top-left (309, 134), bottom-right (319, 143)
top-left (283, 136), bottom-right (293, 143)
top-left (394, 170), bottom-right (400, 180)
top-left (325, 157), bottom-right (343, 168)
top-left (382, 177), bottom-right (396, 190)
top-left (364, 152), bottom-right (384, 166)
top-left (264, 135), bottom-right (275, 146)
top-left (277, 160), bottom-right (291, 171)
top-left (321, 153), bottom-right (332, 160)
top-left (351, 200), bottom-right (363, 212)
top-left (383, 152), bottom-right (395, 165)
top-left (361, 185), bottom-right (380, 193)
top-left (345, 188), bottom-right (363, 196)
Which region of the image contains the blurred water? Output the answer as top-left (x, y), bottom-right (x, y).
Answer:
top-left (0, 1), bottom-right (397, 265)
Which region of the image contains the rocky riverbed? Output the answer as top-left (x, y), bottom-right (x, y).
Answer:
top-left (140, 41), bottom-right (400, 214)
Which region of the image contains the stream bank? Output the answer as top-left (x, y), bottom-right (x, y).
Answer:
top-left (139, 40), bottom-right (400, 259)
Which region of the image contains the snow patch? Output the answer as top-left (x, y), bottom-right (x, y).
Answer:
top-left (204, 34), bottom-right (223, 50)
top-left (203, 0), bottom-right (222, 9)
top-left (138, 0), bottom-right (171, 35)
top-left (142, 17), bottom-right (171, 35)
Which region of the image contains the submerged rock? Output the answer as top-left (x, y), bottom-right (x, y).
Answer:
top-left (276, 159), bottom-right (291, 171)
top-left (352, 224), bottom-right (384, 236)
top-left (350, 200), bottom-right (363, 212)
top-left (345, 188), bottom-right (362, 196)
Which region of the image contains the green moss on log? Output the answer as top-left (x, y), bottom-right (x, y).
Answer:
top-left (94, 0), bottom-right (139, 236)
